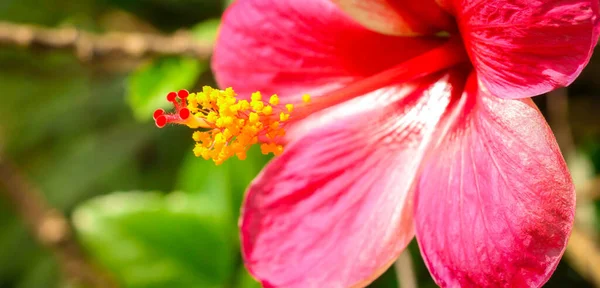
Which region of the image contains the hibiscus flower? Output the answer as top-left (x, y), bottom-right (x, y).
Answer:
top-left (157, 0), bottom-right (600, 286)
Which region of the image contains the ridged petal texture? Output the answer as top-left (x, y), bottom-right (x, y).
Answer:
top-left (331, 0), bottom-right (455, 35)
top-left (443, 0), bottom-right (600, 98)
top-left (415, 74), bottom-right (575, 287)
top-left (241, 73), bottom-right (464, 288)
top-left (209, 0), bottom-right (593, 287)
top-left (212, 0), bottom-right (443, 104)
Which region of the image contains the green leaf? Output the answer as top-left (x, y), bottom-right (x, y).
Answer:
top-left (175, 146), bottom-right (270, 222)
top-left (235, 267), bottom-right (261, 288)
top-left (32, 123), bottom-right (151, 210)
top-left (73, 191), bottom-right (235, 288)
top-left (126, 18), bottom-right (221, 122)
top-left (127, 57), bottom-right (205, 121)
top-left (190, 19), bottom-right (221, 42)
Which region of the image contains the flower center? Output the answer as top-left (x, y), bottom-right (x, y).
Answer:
top-left (154, 87), bottom-right (310, 165)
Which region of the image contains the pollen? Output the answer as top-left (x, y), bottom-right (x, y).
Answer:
top-left (153, 86), bottom-right (307, 165)
top-left (302, 94), bottom-right (311, 103)
top-left (285, 104), bottom-right (294, 112)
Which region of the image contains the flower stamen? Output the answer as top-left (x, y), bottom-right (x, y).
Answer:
top-left (153, 86), bottom-right (310, 165)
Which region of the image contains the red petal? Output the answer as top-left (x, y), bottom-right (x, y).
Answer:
top-left (212, 0), bottom-right (444, 104)
top-left (449, 0), bottom-right (600, 98)
top-left (415, 73), bottom-right (575, 287)
top-left (241, 72), bottom-right (464, 287)
top-left (331, 0), bottom-right (456, 35)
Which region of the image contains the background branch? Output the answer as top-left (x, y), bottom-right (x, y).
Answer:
top-left (547, 88), bottom-right (576, 156)
top-left (565, 227), bottom-right (600, 287)
top-left (0, 21), bottom-right (213, 61)
top-left (0, 153), bottom-right (116, 288)
top-left (394, 250), bottom-right (417, 288)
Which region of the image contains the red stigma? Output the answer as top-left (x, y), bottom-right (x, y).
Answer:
top-left (179, 108), bottom-right (190, 120)
top-left (153, 91), bottom-right (205, 129)
top-left (153, 109), bottom-right (165, 120)
top-left (167, 92), bottom-right (177, 102)
top-left (178, 89), bottom-right (189, 99)
top-left (155, 115), bottom-right (167, 128)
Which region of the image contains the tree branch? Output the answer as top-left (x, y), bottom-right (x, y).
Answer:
top-left (394, 250), bottom-right (417, 288)
top-left (564, 227), bottom-right (600, 287)
top-left (0, 21), bottom-right (213, 61)
top-left (0, 153), bottom-right (116, 287)
top-left (546, 88), bottom-right (576, 156)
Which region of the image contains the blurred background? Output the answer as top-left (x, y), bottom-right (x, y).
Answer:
top-left (0, 0), bottom-right (599, 287)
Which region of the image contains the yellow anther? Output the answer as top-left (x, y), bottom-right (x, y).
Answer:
top-left (192, 131), bottom-right (201, 142)
top-left (225, 87), bottom-right (236, 97)
top-left (207, 112), bottom-right (218, 123)
top-left (260, 143), bottom-right (273, 155)
top-left (201, 149), bottom-right (211, 160)
top-left (215, 118), bottom-right (224, 128)
top-left (270, 121), bottom-right (280, 130)
top-left (263, 105), bottom-right (273, 115)
top-left (286, 104), bottom-right (294, 112)
top-left (223, 128), bottom-right (233, 139)
top-left (193, 144), bottom-right (203, 157)
top-left (239, 100), bottom-right (250, 110)
top-left (251, 91), bottom-right (262, 101)
top-left (269, 95), bottom-right (280, 105)
top-left (236, 151), bottom-right (247, 160)
top-left (249, 112), bottom-right (259, 124)
top-left (302, 94), bottom-right (311, 103)
top-left (243, 125), bottom-right (258, 135)
top-left (223, 116), bottom-right (234, 126)
top-left (251, 101), bottom-right (264, 111)
top-left (210, 90), bottom-right (220, 102)
top-left (202, 86), bottom-right (213, 95)
top-left (196, 96), bottom-right (207, 108)
top-left (229, 104), bottom-right (240, 114)
top-left (274, 145), bottom-right (284, 156)
top-left (187, 97), bottom-right (199, 113)
top-left (214, 133), bottom-right (226, 144)
top-left (280, 112), bottom-right (290, 122)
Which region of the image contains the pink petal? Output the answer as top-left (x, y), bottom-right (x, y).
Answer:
top-left (284, 80), bottom-right (422, 143)
top-left (241, 72), bottom-right (465, 288)
top-left (449, 0), bottom-right (599, 98)
top-left (331, 0), bottom-right (456, 35)
top-left (415, 73), bottom-right (575, 287)
top-left (284, 39), bottom-right (470, 142)
top-left (212, 0), bottom-right (444, 104)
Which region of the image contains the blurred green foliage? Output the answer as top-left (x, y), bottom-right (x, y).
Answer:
top-left (127, 19), bottom-right (219, 121)
top-left (0, 0), bottom-right (599, 287)
top-left (74, 191), bottom-right (236, 287)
